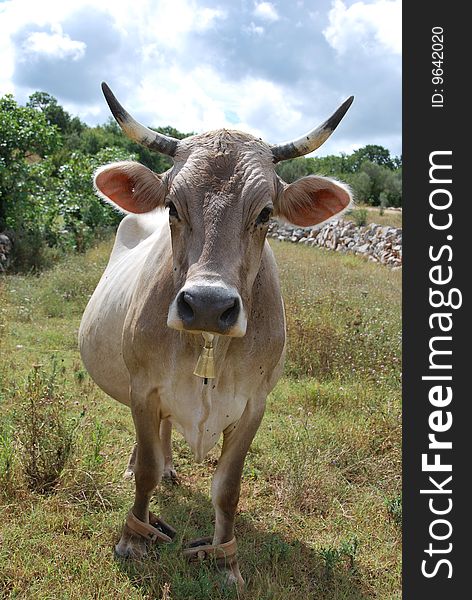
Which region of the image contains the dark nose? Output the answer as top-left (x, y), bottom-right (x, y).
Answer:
top-left (177, 286), bottom-right (240, 333)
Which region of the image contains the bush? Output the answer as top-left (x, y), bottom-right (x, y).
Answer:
top-left (7, 147), bottom-right (136, 270)
top-left (16, 363), bottom-right (79, 493)
top-left (350, 208), bottom-right (368, 227)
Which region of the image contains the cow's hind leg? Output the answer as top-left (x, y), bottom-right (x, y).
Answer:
top-left (210, 398), bottom-right (265, 588)
top-left (160, 418), bottom-right (178, 481)
top-left (124, 419), bottom-right (176, 482)
top-left (123, 442), bottom-right (137, 480)
top-left (116, 381), bottom-right (165, 559)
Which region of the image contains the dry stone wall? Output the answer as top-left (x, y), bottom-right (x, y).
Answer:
top-left (267, 218), bottom-right (402, 268)
top-left (0, 233), bottom-right (12, 272)
top-left (1, 218), bottom-right (402, 272)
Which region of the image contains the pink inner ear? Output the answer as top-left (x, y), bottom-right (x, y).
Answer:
top-left (280, 176), bottom-right (351, 227)
top-left (95, 169), bottom-right (149, 214)
top-left (293, 189), bottom-right (349, 227)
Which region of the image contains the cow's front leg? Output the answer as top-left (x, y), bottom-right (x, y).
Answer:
top-left (115, 384), bottom-right (164, 559)
top-left (210, 398), bottom-right (265, 588)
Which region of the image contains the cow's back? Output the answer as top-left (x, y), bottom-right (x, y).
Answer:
top-left (79, 210), bottom-right (170, 405)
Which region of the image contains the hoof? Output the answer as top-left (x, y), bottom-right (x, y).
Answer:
top-left (218, 562), bottom-right (245, 590)
top-left (183, 536), bottom-right (243, 589)
top-left (115, 523), bottom-right (148, 560)
top-left (115, 511), bottom-right (176, 559)
top-left (163, 467), bottom-right (179, 484)
top-left (123, 467), bottom-right (134, 480)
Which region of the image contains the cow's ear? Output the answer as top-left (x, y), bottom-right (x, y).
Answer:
top-left (94, 161), bottom-right (166, 214)
top-left (275, 175), bottom-right (352, 227)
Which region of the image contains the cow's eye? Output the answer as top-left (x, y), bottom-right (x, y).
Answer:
top-left (256, 206), bottom-right (273, 226)
top-left (167, 201), bottom-right (179, 220)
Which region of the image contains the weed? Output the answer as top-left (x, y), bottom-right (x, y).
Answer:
top-left (319, 536), bottom-right (359, 576)
top-left (74, 368), bottom-right (87, 384)
top-left (339, 536), bottom-right (359, 570)
top-left (85, 418), bottom-right (106, 470)
top-left (16, 363), bottom-right (79, 493)
top-left (0, 418), bottom-right (16, 498)
top-left (319, 546), bottom-right (343, 575)
top-left (59, 416), bottom-right (117, 511)
top-left (264, 536), bottom-right (292, 562)
top-left (386, 494), bottom-right (402, 527)
top-left (379, 193), bottom-right (388, 217)
top-left (350, 208), bottom-right (368, 227)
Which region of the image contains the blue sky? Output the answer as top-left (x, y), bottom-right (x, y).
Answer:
top-left (0, 0), bottom-right (401, 156)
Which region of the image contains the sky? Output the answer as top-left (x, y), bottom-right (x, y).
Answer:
top-left (0, 0), bottom-right (401, 157)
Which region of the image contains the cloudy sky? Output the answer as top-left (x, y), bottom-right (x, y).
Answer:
top-left (0, 0), bottom-right (401, 156)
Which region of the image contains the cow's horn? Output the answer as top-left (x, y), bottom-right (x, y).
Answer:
top-left (101, 82), bottom-right (179, 157)
top-left (271, 96), bottom-right (354, 163)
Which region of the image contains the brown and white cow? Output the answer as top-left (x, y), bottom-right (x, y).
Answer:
top-left (79, 83), bottom-right (353, 587)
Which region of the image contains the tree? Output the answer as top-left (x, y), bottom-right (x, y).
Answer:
top-left (347, 171), bottom-right (373, 204)
top-left (275, 158), bottom-right (316, 183)
top-left (26, 91), bottom-right (85, 136)
top-left (383, 168), bottom-right (402, 207)
top-left (57, 147), bottom-right (138, 251)
top-left (347, 145), bottom-right (397, 172)
top-left (0, 94), bottom-right (61, 230)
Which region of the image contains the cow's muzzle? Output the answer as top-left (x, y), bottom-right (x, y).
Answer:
top-left (167, 285), bottom-right (247, 337)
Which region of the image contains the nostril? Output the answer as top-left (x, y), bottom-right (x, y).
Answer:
top-left (219, 297), bottom-right (240, 328)
top-left (178, 292), bottom-right (195, 324)
top-left (175, 287), bottom-right (241, 333)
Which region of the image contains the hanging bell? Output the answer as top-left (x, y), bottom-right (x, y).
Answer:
top-left (194, 333), bottom-right (216, 379)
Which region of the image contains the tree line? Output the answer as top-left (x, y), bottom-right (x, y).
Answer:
top-left (0, 92), bottom-right (401, 271)
top-left (275, 146), bottom-right (402, 208)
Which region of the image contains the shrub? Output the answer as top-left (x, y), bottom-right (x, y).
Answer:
top-left (16, 363), bottom-right (79, 493)
top-left (350, 208), bottom-right (368, 227)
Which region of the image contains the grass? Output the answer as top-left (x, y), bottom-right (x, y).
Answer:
top-left (344, 206), bottom-right (402, 228)
top-left (0, 236), bottom-right (401, 599)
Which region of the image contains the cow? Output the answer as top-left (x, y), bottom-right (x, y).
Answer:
top-left (79, 82), bottom-right (353, 587)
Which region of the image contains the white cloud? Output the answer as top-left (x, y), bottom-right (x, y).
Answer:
top-left (0, 0), bottom-right (90, 92)
top-left (244, 22), bottom-right (265, 36)
top-left (253, 2), bottom-right (280, 22)
top-left (21, 25), bottom-right (86, 61)
top-left (196, 7), bottom-right (227, 30)
top-left (324, 0), bottom-right (401, 56)
top-left (130, 0), bottom-right (226, 48)
top-left (0, 0), bottom-right (402, 156)
top-left (135, 64), bottom-right (301, 143)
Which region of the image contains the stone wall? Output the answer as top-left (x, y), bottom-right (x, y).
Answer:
top-left (0, 233), bottom-right (12, 272)
top-left (267, 218), bottom-right (402, 268)
top-left (1, 219), bottom-right (403, 272)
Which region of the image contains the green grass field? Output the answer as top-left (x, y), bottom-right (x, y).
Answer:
top-left (0, 238), bottom-right (401, 599)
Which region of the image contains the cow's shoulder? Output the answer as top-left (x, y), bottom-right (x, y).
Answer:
top-left (108, 210), bottom-right (169, 267)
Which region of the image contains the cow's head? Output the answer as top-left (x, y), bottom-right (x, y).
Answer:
top-left (94, 83), bottom-right (353, 338)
